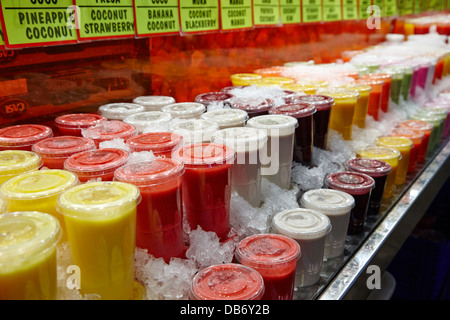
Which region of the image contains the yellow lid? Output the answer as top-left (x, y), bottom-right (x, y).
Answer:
top-left (282, 83), bottom-right (317, 94)
top-left (0, 150), bottom-right (42, 177)
top-left (230, 73), bottom-right (262, 85)
top-left (254, 77), bottom-right (294, 87)
top-left (317, 88), bottom-right (360, 102)
top-left (376, 136), bottom-right (413, 151)
top-left (0, 197), bottom-right (6, 214)
top-left (0, 170), bottom-right (78, 200)
top-left (296, 80), bottom-right (328, 88)
top-left (357, 146), bottom-right (402, 162)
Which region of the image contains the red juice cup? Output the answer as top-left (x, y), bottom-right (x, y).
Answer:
top-left (0, 124), bottom-right (53, 151)
top-left (389, 127), bottom-right (424, 173)
top-left (114, 158), bottom-right (185, 262)
top-left (359, 73), bottom-right (392, 114)
top-left (269, 103), bottom-right (316, 166)
top-left (64, 148), bottom-right (129, 183)
top-left (126, 132), bottom-right (183, 158)
top-left (397, 120), bottom-right (433, 163)
top-left (326, 171), bottom-right (375, 235)
top-left (235, 234), bottom-right (300, 300)
top-left (355, 79), bottom-right (384, 121)
top-left (297, 95), bottom-right (334, 149)
top-left (81, 120), bottom-right (137, 147)
top-left (55, 113), bottom-right (106, 136)
top-left (172, 143), bottom-right (235, 239)
top-left (195, 92), bottom-right (234, 108)
top-left (347, 158), bottom-right (392, 216)
top-left (190, 264), bottom-right (265, 300)
top-left (32, 136), bottom-right (96, 169)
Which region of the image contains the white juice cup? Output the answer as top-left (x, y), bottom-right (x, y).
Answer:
top-left (133, 96), bottom-right (176, 111)
top-left (162, 102), bottom-right (205, 119)
top-left (123, 111), bottom-right (172, 133)
top-left (98, 103), bottom-right (145, 120)
top-left (200, 109), bottom-right (248, 129)
top-left (169, 119), bottom-right (219, 144)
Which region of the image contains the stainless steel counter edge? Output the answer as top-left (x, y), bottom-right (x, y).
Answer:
top-left (318, 139), bottom-right (450, 300)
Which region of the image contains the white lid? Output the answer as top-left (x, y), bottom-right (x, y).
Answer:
top-left (246, 114), bottom-right (298, 136)
top-left (272, 208), bottom-right (332, 240)
top-left (162, 102), bottom-right (206, 119)
top-left (211, 127), bottom-right (267, 152)
top-left (200, 109), bottom-right (248, 127)
top-left (98, 103), bottom-right (145, 120)
top-left (300, 189), bottom-right (355, 215)
top-left (133, 96), bottom-right (176, 111)
top-left (168, 119), bottom-right (219, 144)
top-left (123, 111), bottom-right (172, 133)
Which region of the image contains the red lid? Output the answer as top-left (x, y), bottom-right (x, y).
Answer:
top-left (64, 148), bottom-right (129, 174)
top-left (55, 113), bottom-right (106, 129)
top-left (191, 264), bottom-right (265, 300)
top-left (126, 132), bottom-right (183, 153)
top-left (81, 120), bottom-right (137, 143)
top-left (326, 171), bottom-right (375, 195)
top-left (269, 102), bottom-right (317, 118)
top-left (298, 95), bottom-right (334, 110)
top-left (172, 143), bottom-right (235, 167)
top-left (114, 157), bottom-right (184, 186)
top-left (0, 124), bottom-right (53, 148)
top-left (32, 136), bottom-right (96, 158)
top-left (347, 158), bottom-right (392, 178)
top-left (195, 92), bottom-right (233, 105)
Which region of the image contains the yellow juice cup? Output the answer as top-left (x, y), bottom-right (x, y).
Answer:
top-left (0, 197), bottom-right (6, 214)
top-left (230, 73), bottom-right (262, 86)
top-left (357, 146), bottom-right (401, 199)
top-left (376, 136), bottom-right (413, 185)
top-left (57, 181), bottom-right (140, 300)
top-left (0, 150), bottom-right (42, 185)
top-left (0, 211), bottom-right (61, 300)
top-left (335, 84), bottom-right (372, 128)
top-left (0, 170), bottom-right (78, 242)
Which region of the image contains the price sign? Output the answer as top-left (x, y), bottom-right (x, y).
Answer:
top-left (302, 0), bottom-right (322, 23)
top-left (220, 0), bottom-right (253, 31)
top-left (280, 0), bottom-right (301, 25)
top-left (342, 0), bottom-right (357, 20)
top-left (253, 0), bottom-right (281, 26)
top-left (385, 0), bottom-right (397, 17)
top-left (134, 0), bottom-right (180, 36)
top-left (179, 0), bottom-right (219, 34)
top-left (359, 0), bottom-right (371, 20)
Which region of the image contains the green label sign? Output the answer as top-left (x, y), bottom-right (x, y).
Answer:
top-left (75, 0), bottom-right (135, 40)
top-left (179, 0), bottom-right (219, 33)
top-left (342, 0), bottom-right (357, 20)
top-left (134, 0), bottom-right (180, 36)
top-left (0, 25), bottom-right (4, 46)
top-left (280, 0), bottom-right (301, 25)
top-left (398, 0), bottom-right (413, 15)
top-left (302, 0), bottom-right (321, 23)
top-left (323, 0), bottom-right (341, 21)
top-left (359, 0), bottom-right (371, 19)
top-left (0, 0), bottom-right (77, 48)
top-left (253, 0), bottom-right (281, 26)
top-left (385, 0), bottom-right (397, 16)
top-left (372, 0), bottom-right (384, 17)
top-left (220, 0), bottom-right (253, 30)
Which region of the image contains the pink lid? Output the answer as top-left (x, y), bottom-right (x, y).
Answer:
top-left (32, 136), bottom-right (96, 158)
top-left (64, 148), bottom-right (129, 174)
top-left (55, 113), bottom-right (106, 129)
top-left (195, 92), bottom-right (233, 105)
top-left (114, 158), bottom-right (184, 186)
top-left (126, 132), bottom-right (183, 154)
top-left (191, 264), bottom-right (265, 300)
top-left (298, 95), bottom-right (334, 110)
top-left (269, 102), bottom-right (317, 118)
top-left (0, 124), bottom-right (53, 148)
top-left (173, 143), bottom-right (235, 167)
top-left (347, 158), bottom-right (392, 178)
top-left (326, 171), bottom-right (375, 195)
top-left (82, 120), bottom-right (137, 143)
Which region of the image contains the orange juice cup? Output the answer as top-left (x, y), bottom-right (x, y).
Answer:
top-left (355, 79), bottom-right (384, 121)
top-left (376, 136), bottom-right (413, 185)
top-left (389, 128), bottom-right (424, 173)
top-left (397, 120), bottom-right (433, 163)
top-left (336, 84), bottom-right (372, 128)
top-left (360, 73), bottom-right (392, 114)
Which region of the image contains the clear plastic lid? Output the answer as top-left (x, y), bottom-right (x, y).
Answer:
top-left (230, 97), bottom-right (272, 113)
top-left (301, 189), bottom-right (355, 215)
top-left (326, 171), bottom-right (375, 195)
top-left (173, 143), bottom-right (235, 167)
top-left (235, 234), bottom-right (301, 268)
top-left (211, 127), bottom-right (267, 152)
top-left (195, 92), bottom-right (234, 106)
top-left (376, 136), bottom-right (414, 151)
top-left (336, 84), bottom-right (373, 94)
top-left (191, 263), bottom-right (265, 300)
top-left (123, 111), bottom-right (172, 133)
top-left (230, 73), bottom-right (262, 85)
top-left (390, 127), bottom-right (424, 144)
top-left (0, 197), bottom-right (5, 214)
top-left (133, 96), bottom-right (176, 111)
top-left (0, 211), bottom-right (61, 271)
top-left (161, 102), bottom-right (206, 119)
top-left (297, 95), bottom-right (334, 110)
top-left (398, 120), bottom-right (434, 133)
top-left (246, 114), bottom-right (298, 136)
top-left (200, 109), bottom-right (248, 128)
top-left (0, 150), bottom-right (42, 176)
top-left (168, 119), bottom-right (219, 144)
top-left (114, 158), bottom-right (184, 187)
top-left (410, 113), bottom-right (442, 127)
top-left (81, 120), bottom-right (137, 143)
top-left (98, 103), bottom-right (145, 120)
top-left (357, 146), bottom-right (402, 162)
top-left (272, 208), bottom-right (332, 239)
top-left (65, 148), bottom-right (129, 175)
top-left (269, 102), bottom-right (317, 118)
top-left (0, 124), bottom-right (53, 148)
top-left (355, 78), bottom-right (385, 90)
top-left (221, 85), bottom-right (247, 93)
top-left (55, 113), bottom-right (106, 129)
top-left (126, 132), bottom-right (183, 154)
top-left (0, 169), bottom-right (78, 200)
top-left (316, 89), bottom-right (360, 102)
top-left (347, 158), bottom-right (392, 178)
top-left (360, 73), bottom-right (393, 82)
top-left (32, 136), bottom-right (96, 158)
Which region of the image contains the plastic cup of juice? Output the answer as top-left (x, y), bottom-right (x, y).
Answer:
top-left (397, 120), bottom-right (433, 162)
top-left (81, 120), bottom-right (137, 147)
top-left (316, 89), bottom-right (359, 141)
top-left (325, 171), bottom-right (375, 235)
top-left (378, 67), bottom-right (404, 105)
top-left (230, 73), bottom-right (262, 86)
top-left (123, 111), bottom-right (173, 133)
top-left (409, 113), bottom-right (443, 154)
top-left (0, 124), bottom-right (53, 151)
top-left (32, 136), bottom-right (96, 169)
top-left (398, 65), bottom-right (414, 101)
top-left (115, 158), bottom-right (185, 262)
top-left (235, 233), bottom-right (300, 300)
top-left (423, 102), bottom-right (450, 139)
top-left (376, 136), bottom-right (413, 185)
top-left (132, 96), bottom-right (176, 111)
top-left (168, 119), bottom-right (219, 144)
top-left (57, 181), bottom-right (140, 300)
top-left (231, 98), bottom-right (273, 119)
top-left (211, 127), bottom-right (267, 207)
top-left (200, 108), bottom-right (248, 129)
top-left (389, 128), bottom-right (424, 173)
top-left (416, 107), bottom-right (448, 141)
top-left (300, 189), bottom-right (354, 259)
top-left (190, 263), bottom-right (265, 300)
top-left (55, 113), bottom-right (106, 136)
top-left (347, 158), bottom-right (392, 216)
top-left (0, 150), bottom-right (42, 185)
top-left (64, 148), bottom-right (129, 183)
top-left (0, 169), bottom-right (78, 241)
top-left (336, 84), bottom-right (372, 128)
top-left (161, 102), bottom-right (206, 119)
top-left (172, 143), bottom-right (235, 239)
top-left (126, 132), bottom-right (183, 158)
top-left (360, 73), bottom-right (392, 114)
top-left (296, 95), bottom-right (334, 149)
top-left (269, 103), bottom-right (316, 165)
top-left (98, 103), bottom-right (145, 120)
top-left (0, 211), bottom-right (61, 300)
top-left (272, 208), bottom-right (330, 287)
top-left (195, 92), bottom-right (234, 108)
top-left (355, 79), bottom-right (384, 121)
top-left (0, 197), bottom-right (5, 214)
top-left (247, 114), bottom-right (298, 189)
